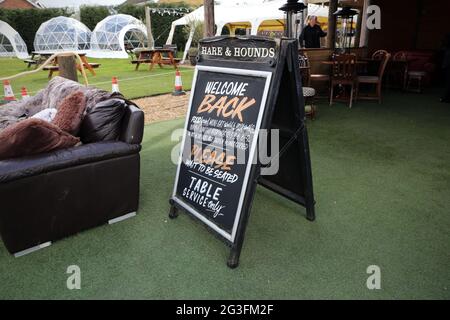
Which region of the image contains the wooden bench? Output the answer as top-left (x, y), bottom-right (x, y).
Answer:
top-left (43, 65), bottom-right (60, 79)
top-left (43, 63), bottom-right (101, 78)
top-left (87, 63), bottom-right (101, 69)
top-left (132, 59), bottom-right (152, 71)
top-left (43, 65), bottom-right (59, 71)
top-left (131, 59), bottom-right (152, 64)
top-left (161, 57), bottom-right (181, 65)
top-left (24, 59), bottom-right (38, 68)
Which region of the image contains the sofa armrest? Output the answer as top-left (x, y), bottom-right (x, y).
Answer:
top-left (0, 141), bottom-right (141, 184)
top-left (121, 104), bottom-right (144, 145)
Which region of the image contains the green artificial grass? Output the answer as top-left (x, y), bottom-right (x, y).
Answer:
top-left (0, 58), bottom-right (194, 100)
top-left (0, 90), bottom-right (449, 299)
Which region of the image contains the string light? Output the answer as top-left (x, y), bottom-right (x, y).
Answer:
top-left (146, 7), bottom-right (192, 17)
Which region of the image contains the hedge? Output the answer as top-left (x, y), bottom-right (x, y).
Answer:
top-left (79, 6), bottom-right (110, 31)
top-left (0, 8), bottom-right (71, 54)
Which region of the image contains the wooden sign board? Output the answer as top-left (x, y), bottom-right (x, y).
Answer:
top-left (170, 36), bottom-right (315, 268)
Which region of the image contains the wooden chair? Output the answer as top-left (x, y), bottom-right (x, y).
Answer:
top-left (372, 50), bottom-right (390, 60)
top-left (393, 51), bottom-right (407, 61)
top-left (356, 51), bottom-right (391, 104)
top-left (387, 51), bottom-right (409, 89)
top-left (308, 52), bottom-right (331, 92)
top-left (310, 68), bottom-right (330, 86)
top-left (330, 54), bottom-right (357, 109)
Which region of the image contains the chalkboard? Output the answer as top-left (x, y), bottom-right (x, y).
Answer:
top-left (172, 66), bottom-right (272, 242)
top-left (169, 36), bottom-right (315, 268)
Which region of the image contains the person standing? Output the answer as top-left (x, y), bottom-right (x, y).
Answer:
top-left (299, 16), bottom-right (327, 49)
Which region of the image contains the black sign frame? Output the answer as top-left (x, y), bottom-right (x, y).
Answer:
top-left (169, 36), bottom-right (315, 269)
top-left (171, 65), bottom-right (273, 243)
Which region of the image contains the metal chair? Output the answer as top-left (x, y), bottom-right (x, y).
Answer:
top-left (303, 87), bottom-right (317, 119)
top-left (406, 71), bottom-right (426, 93)
top-left (299, 54), bottom-right (317, 119)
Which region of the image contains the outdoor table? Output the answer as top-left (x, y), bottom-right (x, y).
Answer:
top-left (32, 51), bottom-right (99, 78)
top-left (132, 48), bottom-right (180, 71)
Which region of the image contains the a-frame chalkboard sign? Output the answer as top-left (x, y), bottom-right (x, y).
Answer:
top-left (169, 36), bottom-right (315, 268)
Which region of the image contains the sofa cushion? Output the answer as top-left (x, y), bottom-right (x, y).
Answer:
top-left (120, 104), bottom-right (144, 145)
top-left (1, 76), bottom-right (118, 133)
top-left (0, 118), bottom-right (80, 161)
top-left (79, 98), bottom-right (127, 144)
top-left (52, 91), bottom-right (87, 135)
top-left (0, 141), bottom-right (141, 184)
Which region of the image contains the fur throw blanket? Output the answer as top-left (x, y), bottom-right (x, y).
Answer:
top-left (0, 76), bottom-right (118, 132)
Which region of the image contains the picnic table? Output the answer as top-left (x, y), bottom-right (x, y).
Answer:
top-left (25, 51), bottom-right (100, 78)
top-left (132, 48), bottom-right (181, 71)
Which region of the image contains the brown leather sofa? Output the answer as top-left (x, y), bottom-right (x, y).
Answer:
top-left (0, 103), bottom-right (144, 256)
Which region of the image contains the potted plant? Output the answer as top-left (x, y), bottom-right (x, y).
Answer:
top-left (184, 19), bottom-right (204, 66)
top-left (189, 47), bottom-right (199, 66)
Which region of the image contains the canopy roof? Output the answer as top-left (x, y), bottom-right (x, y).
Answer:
top-left (0, 20), bottom-right (28, 59)
top-left (89, 14), bottom-right (148, 59)
top-left (166, 0), bottom-right (329, 62)
top-left (34, 16), bottom-right (91, 52)
top-left (169, 0), bottom-right (328, 33)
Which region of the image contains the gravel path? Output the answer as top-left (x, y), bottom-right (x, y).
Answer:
top-left (132, 92), bottom-right (191, 124)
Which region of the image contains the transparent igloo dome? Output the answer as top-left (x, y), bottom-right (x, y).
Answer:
top-left (89, 14), bottom-right (148, 59)
top-left (0, 20), bottom-right (28, 59)
top-left (33, 16), bottom-right (91, 52)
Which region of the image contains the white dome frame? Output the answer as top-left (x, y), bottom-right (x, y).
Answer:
top-left (33, 16), bottom-right (92, 53)
top-left (0, 20), bottom-right (28, 59)
top-left (89, 14), bottom-right (148, 59)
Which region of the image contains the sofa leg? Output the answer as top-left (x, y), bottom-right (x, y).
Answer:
top-left (14, 242), bottom-right (52, 258)
top-left (108, 212), bottom-right (137, 225)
